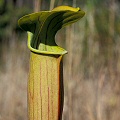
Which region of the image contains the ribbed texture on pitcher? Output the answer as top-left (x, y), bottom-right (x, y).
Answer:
top-left (28, 52), bottom-right (64, 120)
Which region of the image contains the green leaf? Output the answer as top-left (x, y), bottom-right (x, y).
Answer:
top-left (18, 6), bottom-right (85, 55)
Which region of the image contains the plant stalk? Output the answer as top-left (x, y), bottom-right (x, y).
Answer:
top-left (28, 52), bottom-right (64, 120)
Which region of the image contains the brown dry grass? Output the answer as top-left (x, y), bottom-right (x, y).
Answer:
top-left (0, 4), bottom-right (120, 120)
top-left (0, 36), bottom-right (29, 120)
top-left (0, 27), bottom-right (120, 120)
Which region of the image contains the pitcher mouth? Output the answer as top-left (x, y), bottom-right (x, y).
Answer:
top-left (27, 31), bottom-right (68, 55)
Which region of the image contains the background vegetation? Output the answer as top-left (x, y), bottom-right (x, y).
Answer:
top-left (0, 0), bottom-right (120, 120)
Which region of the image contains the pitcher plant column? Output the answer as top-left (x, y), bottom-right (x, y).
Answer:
top-left (18, 6), bottom-right (85, 120)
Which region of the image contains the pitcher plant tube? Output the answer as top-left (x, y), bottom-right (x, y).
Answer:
top-left (18, 6), bottom-right (85, 120)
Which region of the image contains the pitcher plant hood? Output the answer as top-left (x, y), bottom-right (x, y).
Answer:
top-left (18, 6), bottom-right (85, 55)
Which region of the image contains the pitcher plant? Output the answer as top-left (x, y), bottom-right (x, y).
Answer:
top-left (18, 6), bottom-right (85, 120)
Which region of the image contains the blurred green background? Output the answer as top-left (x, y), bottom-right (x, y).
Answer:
top-left (0, 0), bottom-right (120, 120)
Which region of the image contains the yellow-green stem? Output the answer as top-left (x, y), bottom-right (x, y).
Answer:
top-left (28, 52), bottom-right (64, 120)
